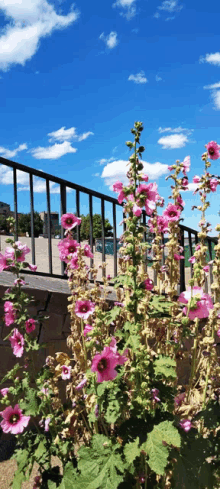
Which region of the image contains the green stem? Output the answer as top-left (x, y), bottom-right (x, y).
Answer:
top-left (187, 318), bottom-right (199, 402)
top-left (81, 318), bottom-right (87, 366)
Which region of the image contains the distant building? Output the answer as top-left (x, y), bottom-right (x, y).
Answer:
top-left (39, 211), bottom-right (59, 237)
top-left (0, 201), bottom-right (10, 216)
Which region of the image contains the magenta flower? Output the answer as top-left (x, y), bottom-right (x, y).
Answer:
top-left (84, 324), bottom-right (94, 336)
top-left (61, 213), bottom-right (81, 230)
top-left (75, 300), bottom-right (95, 319)
top-left (174, 392), bottom-right (186, 406)
top-left (217, 329), bottom-right (220, 338)
top-left (141, 174), bottom-right (149, 182)
top-left (181, 156), bottom-right (190, 175)
top-left (9, 329), bottom-right (25, 357)
top-left (58, 238), bottom-right (79, 262)
top-left (113, 181), bottom-right (123, 192)
top-left (144, 278), bottom-right (154, 291)
top-left (61, 365), bottom-right (72, 380)
top-left (145, 199), bottom-right (156, 216)
top-left (181, 177), bottom-right (188, 189)
top-left (179, 419), bottom-right (192, 432)
top-left (91, 340), bottom-right (128, 383)
top-left (4, 301), bottom-right (16, 327)
top-left (174, 254), bottom-right (184, 261)
top-left (148, 215), bottom-right (169, 234)
top-left (5, 241), bottom-right (30, 263)
top-left (25, 318), bottom-right (36, 333)
top-left (195, 244), bottom-right (201, 251)
top-left (44, 417), bottom-right (51, 432)
top-left (133, 204), bottom-right (142, 217)
top-left (178, 286), bottom-right (214, 320)
top-left (163, 204), bottom-right (181, 222)
top-left (205, 141), bottom-right (220, 160)
top-left (69, 253), bottom-right (79, 270)
top-left (0, 404), bottom-right (30, 434)
top-left (84, 244), bottom-right (94, 258)
top-left (117, 190), bottom-right (126, 204)
top-left (137, 182), bottom-right (158, 202)
top-left (193, 175), bottom-right (201, 184)
top-left (176, 195), bottom-right (185, 209)
top-left (0, 254), bottom-right (10, 272)
top-left (203, 265), bottom-right (210, 273)
top-left (14, 278), bottom-right (26, 286)
top-left (0, 388), bottom-right (9, 397)
top-left (151, 388), bottom-right (160, 402)
top-left (29, 264), bottom-right (37, 271)
top-left (189, 256), bottom-right (196, 264)
top-left (209, 178), bottom-right (218, 192)
top-left (114, 301), bottom-right (124, 307)
top-left (75, 378), bottom-right (87, 390)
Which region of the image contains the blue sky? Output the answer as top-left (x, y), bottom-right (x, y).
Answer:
top-left (0, 0), bottom-right (220, 235)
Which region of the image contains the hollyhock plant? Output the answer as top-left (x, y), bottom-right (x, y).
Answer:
top-left (193, 175), bottom-right (201, 184)
top-left (9, 329), bottom-right (25, 357)
top-left (178, 286), bottom-right (214, 320)
top-left (205, 141), bottom-right (220, 160)
top-left (163, 204), bottom-right (181, 223)
top-left (149, 216), bottom-right (169, 234)
top-left (61, 213), bottom-right (81, 230)
top-left (117, 190), bottom-right (126, 204)
top-left (0, 405), bottom-right (30, 434)
top-left (176, 194), bottom-right (185, 209)
top-left (4, 301), bottom-right (16, 327)
top-left (91, 342), bottom-right (127, 383)
top-left (61, 365), bottom-right (72, 380)
top-left (209, 178), bottom-right (218, 192)
top-left (75, 300), bottom-right (95, 320)
top-left (25, 318), bottom-right (36, 333)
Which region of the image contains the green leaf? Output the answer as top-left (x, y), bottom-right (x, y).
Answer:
top-left (74, 435), bottom-right (125, 489)
top-left (141, 421), bottom-right (181, 476)
top-left (154, 355), bottom-right (177, 380)
top-left (11, 470), bottom-right (26, 489)
top-left (105, 307), bottom-right (122, 325)
top-left (105, 399), bottom-right (120, 424)
top-left (124, 438), bottom-right (141, 465)
top-left (20, 388), bottom-right (39, 415)
top-left (59, 462), bottom-right (78, 489)
top-left (48, 482), bottom-right (58, 489)
top-left (34, 440), bottom-right (47, 463)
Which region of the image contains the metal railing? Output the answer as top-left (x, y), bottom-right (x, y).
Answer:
top-left (0, 156), bottom-right (218, 292)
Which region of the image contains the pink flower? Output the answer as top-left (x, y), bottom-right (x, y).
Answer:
top-left (137, 182), bottom-right (158, 202)
top-left (0, 388), bottom-right (9, 397)
top-left (144, 278), bottom-right (154, 291)
top-left (84, 324), bottom-right (93, 336)
top-left (40, 387), bottom-right (49, 396)
top-left (209, 178), bottom-right (218, 192)
top-left (217, 329), bottom-right (220, 338)
top-left (44, 417), bottom-right (51, 432)
top-left (91, 340), bottom-right (128, 383)
top-left (145, 199), bottom-right (156, 216)
top-left (9, 329), bottom-right (25, 357)
top-left (193, 175), bottom-right (201, 184)
top-left (113, 181), bottom-right (123, 192)
top-left (75, 378), bottom-right (87, 390)
top-left (182, 156), bottom-right (190, 175)
top-left (178, 286), bottom-right (214, 320)
top-left (61, 365), bottom-right (72, 380)
top-left (176, 195), bottom-right (185, 209)
top-left (179, 419), bottom-right (192, 432)
top-left (141, 174), bottom-right (149, 182)
top-left (174, 392), bottom-right (186, 406)
top-left (58, 238), bottom-right (79, 262)
top-left (153, 216), bottom-right (168, 234)
top-left (5, 242), bottom-right (30, 263)
top-left (117, 190), bottom-right (126, 204)
top-left (75, 300), bottom-right (95, 319)
top-left (189, 256), bottom-right (196, 264)
top-left (163, 204), bottom-right (181, 222)
top-left (61, 213), bottom-right (81, 230)
top-left (0, 254), bottom-right (10, 272)
top-left (168, 165), bottom-right (173, 171)
top-left (84, 244), bottom-right (94, 258)
top-left (203, 265), bottom-right (210, 273)
top-left (151, 388), bottom-right (160, 402)
top-left (4, 301), bottom-right (16, 327)
top-left (0, 404), bottom-right (30, 434)
top-left (133, 204), bottom-right (142, 217)
top-left (109, 337), bottom-right (128, 365)
top-left (25, 318), bottom-right (36, 333)
top-left (195, 244), bottom-right (201, 251)
top-left (181, 177), bottom-right (188, 188)
top-left (205, 141), bottom-right (220, 160)
top-left (114, 301), bottom-right (124, 307)
top-left (14, 279), bottom-right (26, 286)
top-left (69, 253), bottom-right (79, 270)
top-left (29, 264), bottom-right (37, 271)
top-left (174, 254), bottom-right (184, 260)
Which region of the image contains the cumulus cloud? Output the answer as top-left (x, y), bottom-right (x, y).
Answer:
top-left (158, 0), bottom-right (182, 12)
top-left (200, 52), bottom-right (220, 66)
top-left (0, 0), bottom-right (79, 71)
top-left (0, 143), bottom-right (27, 159)
top-left (101, 159), bottom-right (168, 188)
top-left (97, 157), bottom-right (115, 165)
top-left (0, 164), bottom-right (72, 193)
top-left (113, 0), bottom-right (137, 19)
top-left (48, 126), bottom-right (94, 143)
top-left (158, 126), bottom-right (193, 134)
top-left (203, 82), bottom-right (220, 110)
top-left (183, 183), bottom-right (199, 192)
top-left (204, 82), bottom-right (220, 90)
top-left (31, 141), bottom-right (77, 159)
top-left (158, 134), bottom-right (188, 149)
top-left (128, 71), bottom-right (147, 84)
top-left (99, 32), bottom-right (118, 49)
top-left (78, 131), bottom-right (94, 142)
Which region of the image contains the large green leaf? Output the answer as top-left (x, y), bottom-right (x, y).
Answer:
top-left (141, 421), bottom-right (181, 476)
top-left (105, 399), bottom-right (121, 424)
top-left (124, 438), bottom-right (141, 465)
top-left (153, 355), bottom-right (177, 380)
top-left (20, 388), bottom-right (39, 415)
top-left (58, 463), bottom-right (78, 489)
top-left (105, 307), bottom-right (122, 325)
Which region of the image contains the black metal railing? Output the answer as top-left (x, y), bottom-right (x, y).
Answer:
top-left (0, 156), bottom-right (218, 292)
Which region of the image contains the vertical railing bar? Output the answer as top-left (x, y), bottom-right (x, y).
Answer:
top-left (29, 173), bottom-right (36, 265)
top-left (208, 239), bottom-right (213, 289)
top-left (76, 189), bottom-right (80, 243)
top-left (89, 194), bottom-right (94, 279)
top-left (60, 184), bottom-right (67, 275)
top-left (113, 202), bottom-right (117, 278)
top-left (179, 229), bottom-right (185, 292)
top-left (13, 168), bottom-right (18, 241)
top-left (101, 198), bottom-right (106, 278)
top-left (46, 179), bottom-right (52, 275)
top-left (195, 231), bottom-right (198, 245)
top-left (188, 231), bottom-right (193, 278)
top-left (142, 210), bottom-right (147, 242)
top-left (123, 211), bottom-right (126, 232)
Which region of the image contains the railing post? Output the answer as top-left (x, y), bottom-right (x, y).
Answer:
top-left (13, 168), bottom-right (18, 241)
top-left (46, 179), bottom-right (53, 274)
top-left (60, 184), bottom-right (67, 275)
top-left (179, 228), bottom-right (185, 292)
top-left (29, 174), bottom-right (36, 265)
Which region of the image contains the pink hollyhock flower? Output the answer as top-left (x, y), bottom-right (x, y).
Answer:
top-left (163, 204), bottom-right (181, 222)
top-left (0, 388), bottom-right (9, 397)
top-left (137, 182), bottom-right (158, 202)
top-left (193, 175), bottom-right (201, 184)
top-left (75, 300), bottom-right (95, 319)
top-left (29, 264), bottom-right (37, 271)
top-left (84, 244), bottom-right (94, 258)
top-left (151, 388), bottom-right (160, 402)
top-left (84, 324), bottom-right (93, 336)
top-left (178, 286), bottom-right (214, 320)
top-left (58, 238), bottom-right (79, 262)
top-left (91, 341), bottom-right (128, 383)
top-left (0, 404), bottom-right (30, 434)
top-left (145, 199), bottom-right (156, 216)
top-left (109, 337), bottom-right (128, 365)
top-left (133, 204), bottom-right (142, 217)
top-left (0, 254), bottom-right (10, 272)
top-left (176, 195), bottom-right (185, 208)
top-left (144, 278), bottom-right (154, 290)
top-left (117, 190), bottom-right (126, 204)
top-left (14, 279), bottom-right (26, 286)
top-left (174, 254), bottom-right (184, 261)
top-left (189, 256), bottom-right (196, 264)
top-left (168, 165), bottom-right (173, 171)
top-left (179, 419), bottom-right (192, 432)
top-left (107, 274), bottom-right (111, 280)
top-left (113, 181), bottom-right (123, 192)
top-left (182, 156), bottom-right (190, 175)
top-left (174, 392), bottom-right (185, 406)
top-left (209, 178), bottom-right (218, 192)
top-left (9, 329), bottom-right (25, 357)
top-left (61, 365), bottom-right (72, 380)
top-left (75, 378), bottom-right (87, 390)
top-left (205, 141), bottom-right (220, 160)
top-left (203, 265), bottom-right (210, 273)
top-left (181, 178), bottom-right (188, 188)
top-left (4, 301), bottom-right (16, 327)
top-left (25, 318), bottom-right (36, 333)
top-left (141, 174), bottom-right (149, 182)
top-left (195, 244), bottom-right (201, 251)
top-left (156, 216), bottom-right (169, 233)
top-left (61, 213), bottom-right (81, 230)
top-left (44, 417), bottom-right (51, 432)
top-left (5, 242), bottom-right (30, 263)
top-left (40, 387), bottom-right (49, 396)
top-left (217, 329), bottom-right (220, 338)
top-left (127, 194), bottom-right (135, 202)
top-left (69, 253), bottom-right (79, 270)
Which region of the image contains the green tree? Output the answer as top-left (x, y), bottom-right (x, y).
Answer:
top-left (80, 214), bottom-right (113, 241)
top-left (0, 214), bottom-right (10, 234)
top-left (18, 212), bottom-right (43, 238)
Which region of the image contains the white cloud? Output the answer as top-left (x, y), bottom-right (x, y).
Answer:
top-left (0, 165), bottom-right (29, 185)
top-left (48, 126), bottom-right (94, 143)
top-left (204, 82), bottom-right (220, 90)
top-left (158, 134), bottom-right (188, 149)
top-left (128, 71), bottom-right (148, 84)
top-left (97, 157), bottom-right (115, 165)
top-left (158, 0), bottom-right (182, 12)
top-left (212, 90), bottom-right (220, 110)
top-left (156, 75), bottom-right (162, 81)
top-left (158, 126), bottom-right (192, 135)
top-left (101, 159), bottom-right (168, 188)
top-left (99, 32), bottom-right (118, 49)
top-left (18, 179), bottom-right (62, 194)
top-left (200, 52), bottom-right (220, 66)
top-left (0, 0), bottom-right (79, 71)
top-left (31, 141), bottom-right (77, 159)
top-left (0, 143), bottom-right (27, 159)
top-left (113, 0), bottom-right (137, 19)
top-left (183, 183), bottom-right (199, 192)
top-left (0, 164), bottom-right (73, 193)
top-left (165, 16), bottom-right (175, 20)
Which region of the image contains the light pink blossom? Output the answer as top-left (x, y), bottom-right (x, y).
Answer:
top-left (69, 253), bottom-right (79, 270)
top-left (141, 174), bottom-right (149, 182)
top-left (91, 341), bottom-right (128, 383)
top-left (151, 388), bottom-right (160, 402)
top-left (0, 388), bottom-right (9, 397)
top-left (209, 178), bottom-right (218, 192)
top-left (144, 278), bottom-right (154, 291)
top-left (61, 365), bottom-right (72, 380)
top-left (205, 141), bottom-right (220, 160)
top-left (29, 264), bottom-right (37, 271)
top-left (113, 181), bottom-right (123, 192)
top-left (84, 324), bottom-right (93, 336)
top-left (182, 156), bottom-right (190, 175)
top-left (195, 244), bottom-right (201, 251)
top-left (5, 242), bottom-right (30, 263)
top-left (176, 195), bottom-right (185, 208)
top-left (25, 318), bottom-right (36, 333)
top-left (117, 190), bottom-right (126, 204)
top-left (75, 378), bottom-right (87, 390)
top-left (4, 301), bottom-right (16, 327)
top-left (75, 300), bottom-right (95, 319)
top-left (181, 177), bottom-right (188, 188)
top-left (44, 417), bottom-right (51, 432)
top-left (189, 256), bottom-right (196, 264)
top-left (0, 254), bottom-right (10, 272)
top-left (217, 329), bottom-right (220, 338)
top-left (0, 404), bottom-right (30, 434)
top-left (193, 175), bottom-right (201, 184)
top-left (174, 392), bottom-right (185, 406)
top-left (84, 244), bottom-right (94, 258)
top-left (14, 279), bottom-right (26, 286)
top-left (179, 419), bottom-right (192, 432)
top-left (9, 329), bottom-right (25, 357)
top-left (203, 265), bottom-right (210, 273)
top-left (178, 286), bottom-right (214, 320)
top-left (61, 213), bottom-right (81, 230)
top-left (163, 204), bottom-right (181, 222)
top-left (145, 199), bottom-right (156, 216)
top-left (133, 204), bottom-right (142, 217)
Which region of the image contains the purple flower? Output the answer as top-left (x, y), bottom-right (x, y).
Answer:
top-left (179, 419), bottom-right (192, 432)
top-left (75, 378), bottom-right (87, 390)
